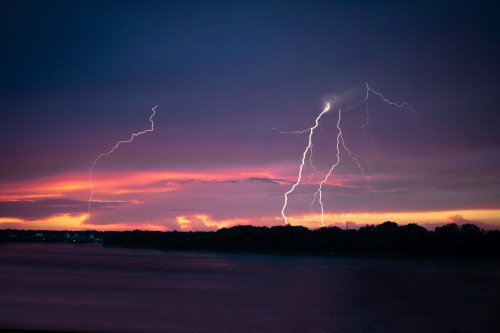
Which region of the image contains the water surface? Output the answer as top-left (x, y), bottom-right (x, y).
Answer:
top-left (1, 243), bottom-right (499, 332)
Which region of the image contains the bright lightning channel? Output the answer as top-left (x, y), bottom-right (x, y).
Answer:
top-left (88, 105), bottom-right (157, 223)
top-left (280, 83), bottom-right (413, 226)
top-left (280, 102), bottom-right (330, 225)
top-left (314, 109), bottom-right (342, 226)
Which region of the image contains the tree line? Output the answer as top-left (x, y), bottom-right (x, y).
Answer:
top-left (103, 222), bottom-right (500, 257)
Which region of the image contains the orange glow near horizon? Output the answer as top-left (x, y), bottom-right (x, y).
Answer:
top-left (176, 215), bottom-right (250, 231)
top-left (2, 167), bottom-right (499, 231)
top-left (1, 209), bottom-right (499, 231)
top-left (1, 164), bottom-right (376, 201)
top-left (0, 168), bottom-right (287, 201)
top-left (285, 209), bottom-right (500, 228)
top-left (0, 214), bottom-right (170, 231)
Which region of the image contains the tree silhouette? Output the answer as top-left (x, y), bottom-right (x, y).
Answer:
top-left (96, 222), bottom-right (500, 257)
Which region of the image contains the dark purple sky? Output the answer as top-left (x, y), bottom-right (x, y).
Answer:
top-left (1, 0), bottom-right (499, 230)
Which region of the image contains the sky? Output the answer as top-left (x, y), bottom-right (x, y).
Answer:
top-left (1, 0), bottom-right (499, 231)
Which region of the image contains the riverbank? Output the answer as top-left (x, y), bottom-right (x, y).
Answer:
top-left (103, 223), bottom-right (500, 258)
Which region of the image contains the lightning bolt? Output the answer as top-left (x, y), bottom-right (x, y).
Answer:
top-left (349, 82), bottom-right (417, 143)
top-left (280, 83), bottom-right (414, 226)
top-left (314, 109), bottom-right (342, 226)
top-left (88, 105), bottom-right (157, 223)
top-left (280, 102), bottom-right (330, 225)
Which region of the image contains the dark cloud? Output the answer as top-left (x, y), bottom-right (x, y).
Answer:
top-left (247, 177), bottom-right (292, 185)
top-left (200, 180), bottom-right (238, 184)
top-left (0, 199), bottom-right (126, 220)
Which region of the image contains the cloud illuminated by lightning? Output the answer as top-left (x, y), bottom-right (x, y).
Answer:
top-left (280, 83), bottom-right (414, 226)
top-left (88, 105), bottom-right (157, 223)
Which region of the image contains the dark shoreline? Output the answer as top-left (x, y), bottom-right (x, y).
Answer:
top-left (102, 222), bottom-right (500, 258)
top-left (3, 222), bottom-right (500, 258)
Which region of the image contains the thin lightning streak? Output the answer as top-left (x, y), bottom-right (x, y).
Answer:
top-left (88, 105), bottom-right (157, 223)
top-left (366, 82), bottom-right (415, 115)
top-left (348, 83), bottom-right (371, 141)
top-left (312, 109), bottom-right (369, 225)
top-left (341, 138), bottom-right (370, 181)
top-left (307, 144), bottom-right (317, 183)
top-left (310, 109), bottom-right (370, 208)
top-left (272, 128), bottom-right (318, 184)
top-left (349, 82), bottom-right (416, 143)
top-left (280, 102), bottom-right (330, 225)
top-left (314, 108), bottom-right (342, 226)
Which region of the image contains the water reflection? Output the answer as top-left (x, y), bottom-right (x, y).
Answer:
top-left (0, 243), bottom-right (499, 332)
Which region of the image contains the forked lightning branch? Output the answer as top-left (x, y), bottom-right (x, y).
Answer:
top-left (279, 84), bottom-right (414, 226)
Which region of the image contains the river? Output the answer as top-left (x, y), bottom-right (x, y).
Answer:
top-left (0, 243), bottom-right (499, 332)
